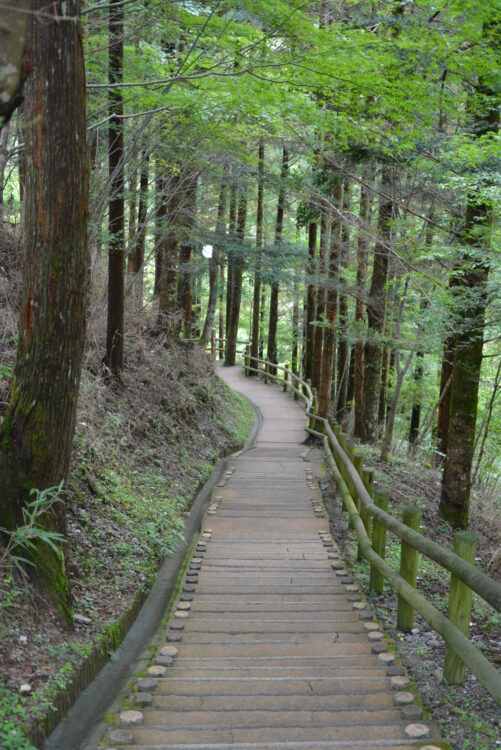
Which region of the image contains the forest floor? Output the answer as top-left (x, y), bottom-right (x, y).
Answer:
top-left (0, 331), bottom-right (254, 750)
top-left (323, 443), bottom-right (501, 750)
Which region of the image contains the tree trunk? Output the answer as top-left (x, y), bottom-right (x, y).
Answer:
top-left (0, 1), bottom-right (31, 127)
top-left (154, 167), bottom-right (163, 297)
top-left (335, 180), bottom-right (351, 421)
top-left (346, 344), bottom-right (355, 409)
top-left (317, 180), bottom-right (343, 418)
top-left (267, 147), bottom-right (288, 375)
top-left (378, 344), bottom-right (389, 430)
top-left (225, 188), bottom-right (247, 366)
top-left (440, 42), bottom-right (499, 528)
top-left (176, 174), bottom-right (198, 338)
top-left (127, 168), bottom-right (138, 273)
top-left (131, 151), bottom-right (148, 304)
top-left (201, 175), bottom-right (227, 344)
top-left (225, 183), bottom-right (237, 336)
top-left (353, 180), bottom-right (371, 436)
top-left (360, 167), bottom-right (392, 442)
top-left (436, 280), bottom-right (456, 458)
top-left (304, 222), bottom-right (318, 381)
top-left (312, 207), bottom-right (330, 390)
top-left (408, 349), bottom-right (424, 447)
top-left (157, 173), bottom-right (179, 339)
top-left (250, 140), bottom-right (264, 374)
top-left (292, 270), bottom-right (300, 376)
top-left (0, 0), bottom-right (89, 623)
top-left (104, 0), bottom-right (125, 379)
top-left (218, 262), bottom-right (224, 357)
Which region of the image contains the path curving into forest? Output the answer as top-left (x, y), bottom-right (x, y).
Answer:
top-left (106, 365), bottom-right (442, 749)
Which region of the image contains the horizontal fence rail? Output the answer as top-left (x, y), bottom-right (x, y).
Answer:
top-left (211, 339), bottom-right (501, 708)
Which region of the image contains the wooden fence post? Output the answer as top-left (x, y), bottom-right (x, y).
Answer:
top-left (244, 345), bottom-right (250, 376)
top-left (357, 463), bottom-right (372, 561)
top-left (397, 505), bottom-right (421, 630)
top-left (369, 488), bottom-right (389, 594)
top-left (293, 369), bottom-right (299, 400)
top-left (210, 328), bottom-right (216, 360)
top-left (443, 531), bottom-right (477, 685)
top-left (308, 387), bottom-right (318, 431)
top-left (283, 366), bottom-right (289, 392)
top-left (264, 361), bottom-right (269, 384)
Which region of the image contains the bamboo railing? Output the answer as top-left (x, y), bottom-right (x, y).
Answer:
top-left (211, 339), bottom-right (501, 708)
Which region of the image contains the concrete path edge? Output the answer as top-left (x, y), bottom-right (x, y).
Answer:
top-left (43, 387), bottom-right (261, 750)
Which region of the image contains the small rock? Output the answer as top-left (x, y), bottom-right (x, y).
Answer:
top-left (368, 630), bottom-right (383, 641)
top-left (393, 691), bottom-right (414, 706)
top-left (175, 610), bottom-right (189, 619)
top-left (364, 622), bottom-right (380, 632)
top-left (177, 602), bottom-right (191, 611)
top-left (169, 620), bottom-right (184, 630)
top-left (386, 664), bottom-right (405, 676)
top-left (401, 704), bottom-right (423, 720)
top-left (109, 728), bottom-right (133, 745)
top-left (74, 613), bottom-right (92, 625)
top-left (135, 692), bottom-right (152, 707)
top-left (156, 655), bottom-right (173, 667)
top-left (390, 675), bottom-right (410, 690)
top-left (137, 678), bottom-right (157, 692)
top-left (404, 723), bottom-right (429, 739)
top-left (147, 665), bottom-right (166, 677)
top-left (119, 710), bottom-right (143, 727)
top-left (160, 645), bottom-right (178, 658)
top-left (352, 602), bottom-right (366, 610)
top-left (378, 652), bottom-right (395, 666)
top-left (359, 611), bottom-right (372, 620)
top-left (372, 642), bottom-right (387, 654)
top-left (19, 684), bottom-right (32, 695)
top-left (18, 635), bottom-right (27, 645)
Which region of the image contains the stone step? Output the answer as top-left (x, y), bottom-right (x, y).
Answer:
top-left (147, 691), bottom-right (394, 712)
top-left (130, 722), bottom-right (416, 746)
top-left (173, 643), bottom-right (373, 658)
top-left (153, 676), bottom-right (390, 695)
top-left (140, 707), bottom-right (403, 729)
top-left (120, 744), bottom-right (422, 750)
top-left (172, 655), bottom-right (376, 669)
top-left (164, 662), bottom-right (384, 679)
top-left (177, 620), bottom-right (364, 634)
top-left (178, 631), bottom-right (369, 644)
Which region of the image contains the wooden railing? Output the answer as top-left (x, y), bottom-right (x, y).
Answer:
top-left (212, 340), bottom-right (501, 708)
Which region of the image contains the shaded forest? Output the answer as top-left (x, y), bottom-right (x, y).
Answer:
top-left (0, 0), bottom-right (500, 748)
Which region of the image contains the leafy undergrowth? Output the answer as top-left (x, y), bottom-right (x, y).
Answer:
top-left (0, 336), bottom-right (253, 749)
top-left (323, 444), bottom-right (500, 750)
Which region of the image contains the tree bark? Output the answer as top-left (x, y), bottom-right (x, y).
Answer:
top-left (317, 179), bottom-right (343, 418)
top-left (104, 0), bottom-right (125, 378)
top-left (336, 181), bottom-right (351, 420)
top-left (201, 174), bottom-right (227, 344)
top-left (353, 179), bottom-right (371, 437)
top-left (0, 1), bottom-right (31, 127)
top-left (225, 188), bottom-right (247, 365)
top-left (312, 206), bottom-right (330, 390)
top-left (267, 147), bottom-right (288, 375)
top-left (130, 150), bottom-right (148, 304)
top-left (0, 122), bottom-right (11, 214)
top-left (127, 168), bottom-right (138, 273)
top-left (304, 222), bottom-right (318, 381)
top-left (440, 40), bottom-right (499, 528)
top-left (360, 166), bottom-right (392, 442)
top-left (250, 140), bottom-right (264, 373)
top-left (176, 174), bottom-right (198, 338)
top-left (225, 183), bottom-right (237, 336)
top-left (0, 0), bottom-right (89, 623)
top-left (157, 173), bottom-right (179, 339)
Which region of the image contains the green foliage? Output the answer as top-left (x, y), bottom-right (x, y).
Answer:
top-left (0, 684), bottom-right (36, 750)
top-left (0, 484), bottom-right (66, 579)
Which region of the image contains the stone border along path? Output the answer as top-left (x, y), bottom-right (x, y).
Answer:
top-left (106, 365), bottom-right (444, 750)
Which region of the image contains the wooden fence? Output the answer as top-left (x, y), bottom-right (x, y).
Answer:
top-left (211, 340), bottom-right (501, 708)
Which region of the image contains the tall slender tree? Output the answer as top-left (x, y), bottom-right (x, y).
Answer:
top-left (0, 0), bottom-right (89, 621)
top-left (104, 0), bottom-right (125, 378)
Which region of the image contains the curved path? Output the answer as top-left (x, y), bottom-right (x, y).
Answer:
top-left (108, 366), bottom-right (439, 750)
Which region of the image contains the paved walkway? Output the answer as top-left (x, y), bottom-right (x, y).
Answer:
top-left (110, 367), bottom-right (438, 750)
